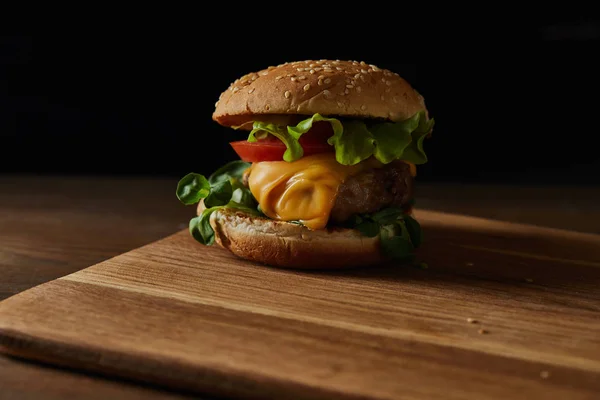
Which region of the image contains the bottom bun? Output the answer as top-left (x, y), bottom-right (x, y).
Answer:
top-left (209, 208), bottom-right (384, 269)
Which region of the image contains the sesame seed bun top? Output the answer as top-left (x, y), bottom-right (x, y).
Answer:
top-left (213, 59), bottom-right (428, 128)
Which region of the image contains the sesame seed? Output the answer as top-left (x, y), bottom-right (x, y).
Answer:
top-left (356, 86), bottom-right (362, 93)
top-left (309, 69), bottom-right (315, 74)
top-left (344, 88), bottom-right (349, 94)
top-left (360, 75), bottom-right (365, 82)
top-left (314, 67), bottom-right (322, 72)
top-left (393, 96), bottom-right (398, 103)
top-left (318, 79), bottom-right (323, 86)
top-left (296, 68), bottom-right (304, 72)
top-left (360, 104), bottom-right (366, 110)
top-left (232, 87), bottom-right (240, 93)
top-left (214, 101), bottom-right (219, 107)
top-left (337, 101), bottom-right (344, 107)
top-left (284, 91), bottom-right (291, 99)
top-left (336, 67), bottom-right (343, 71)
top-left (276, 76), bottom-right (284, 80)
top-left (360, 61), bottom-right (366, 65)
top-left (371, 65), bottom-right (380, 71)
top-left (380, 95), bottom-right (385, 101)
top-left (324, 69), bottom-right (333, 73)
top-left (323, 89), bottom-right (333, 98)
top-left (303, 83), bottom-right (311, 91)
top-left (291, 77), bottom-right (297, 82)
top-left (354, 73), bottom-right (361, 79)
top-left (478, 329), bottom-right (488, 334)
top-left (298, 75), bottom-right (307, 80)
top-left (467, 318), bottom-right (478, 324)
top-left (324, 78), bottom-right (331, 84)
top-left (309, 63), bottom-right (316, 68)
top-left (248, 88), bottom-right (255, 94)
top-left (346, 84), bottom-right (354, 89)
top-left (317, 75), bottom-right (325, 80)
top-left (381, 78), bottom-right (386, 83)
top-left (265, 104), bottom-right (271, 110)
top-left (361, 69), bottom-right (368, 74)
top-left (386, 80), bottom-right (392, 86)
top-left (260, 71), bottom-right (269, 76)
top-left (240, 79), bottom-right (248, 85)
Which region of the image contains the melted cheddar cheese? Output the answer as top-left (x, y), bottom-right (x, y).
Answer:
top-left (247, 153), bottom-right (417, 230)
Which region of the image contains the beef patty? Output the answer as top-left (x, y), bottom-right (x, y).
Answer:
top-left (242, 160), bottom-right (414, 224)
top-left (330, 161), bottom-right (413, 223)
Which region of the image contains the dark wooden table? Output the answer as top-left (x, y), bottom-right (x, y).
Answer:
top-left (1, 175), bottom-right (599, 399)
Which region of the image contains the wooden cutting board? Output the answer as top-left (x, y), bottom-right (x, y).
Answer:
top-left (1, 209), bottom-right (599, 400)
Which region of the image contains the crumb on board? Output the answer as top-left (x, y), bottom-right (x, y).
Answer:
top-left (478, 329), bottom-right (488, 334)
top-left (467, 318), bottom-right (478, 324)
top-left (525, 278), bottom-right (534, 283)
top-left (540, 370), bottom-right (550, 379)
top-left (466, 262), bottom-right (474, 266)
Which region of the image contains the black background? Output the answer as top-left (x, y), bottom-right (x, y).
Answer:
top-left (2, 15), bottom-right (599, 185)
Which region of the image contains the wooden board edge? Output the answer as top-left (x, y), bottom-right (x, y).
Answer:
top-left (0, 327), bottom-right (366, 400)
top-left (414, 209), bottom-right (600, 243)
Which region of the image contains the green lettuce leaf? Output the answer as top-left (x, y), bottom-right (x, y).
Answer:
top-left (248, 121), bottom-right (304, 162)
top-left (396, 111), bottom-right (435, 164)
top-left (368, 110), bottom-right (433, 165)
top-left (326, 120), bottom-right (376, 165)
top-left (287, 113), bottom-right (343, 141)
top-left (344, 207), bottom-right (423, 262)
top-left (244, 110), bottom-right (433, 165)
top-left (355, 220), bottom-right (380, 237)
top-left (176, 173), bottom-right (210, 205)
top-left (203, 180), bottom-right (232, 208)
top-left (208, 160), bottom-right (251, 185)
top-left (402, 214), bottom-right (423, 248)
top-left (177, 161), bottom-right (260, 246)
top-left (189, 208), bottom-right (218, 245)
top-left (247, 114), bottom-right (343, 162)
top-left (370, 119), bottom-right (417, 164)
top-left (380, 230), bottom-right (414, 261)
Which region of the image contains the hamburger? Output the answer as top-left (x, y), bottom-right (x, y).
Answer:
top-left (176, 59), bottom-right (434, 268)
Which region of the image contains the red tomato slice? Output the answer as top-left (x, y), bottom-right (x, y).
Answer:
top-left (230, 140), bottom-right (333, 162)
top-left (230, 121), bottom-right (335, 162)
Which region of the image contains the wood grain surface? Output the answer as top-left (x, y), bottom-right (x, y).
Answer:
top-left (1, 202), bottom-right (599, 400)
top-left (2, 176), bottom-right (600, 400)
top-left (0, 176), bottom-right (197, 400)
